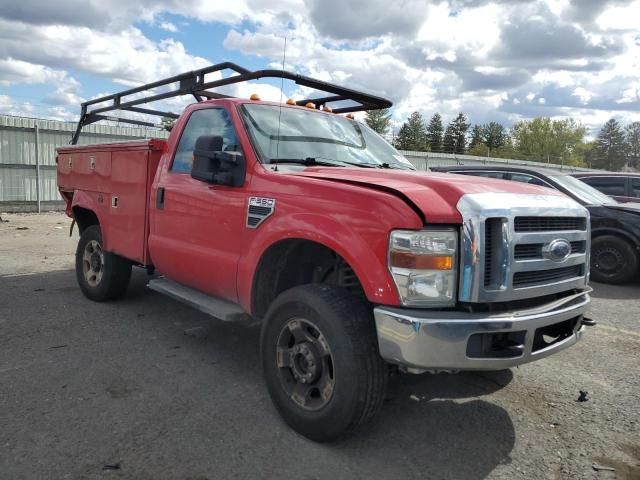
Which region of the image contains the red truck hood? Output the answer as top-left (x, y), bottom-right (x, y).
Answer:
top-left (293, 168), bottom-right (564, 223)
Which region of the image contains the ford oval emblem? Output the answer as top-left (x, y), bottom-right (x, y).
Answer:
top-left (543, 239), bottom-right (572, 262)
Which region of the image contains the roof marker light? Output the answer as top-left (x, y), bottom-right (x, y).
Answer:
top-left (286, 98), bottom-right (296, 105)
top-left (346, 113), bottom-right (355, 119)
top-left (305, 102), bottom-right (316, 109)
top-left (250, 93), bottom-right (261, 101)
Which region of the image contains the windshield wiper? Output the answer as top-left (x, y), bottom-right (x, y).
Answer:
top-left (269, 157), bottom-right (378, 168)
top-left (372, 162), bottom-right (414, 171)
top-left (269, 157), bottom-right (414, 170)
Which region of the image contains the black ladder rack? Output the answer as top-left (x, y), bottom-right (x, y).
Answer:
top-left (70, 62), bottom-right (392, 144)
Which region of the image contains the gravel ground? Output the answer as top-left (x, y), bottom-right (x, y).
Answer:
top-left (1, 212), bottom-right (639, 480)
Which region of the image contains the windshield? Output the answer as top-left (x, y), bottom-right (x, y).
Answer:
top-left (240, 103), bottom-right (415, 170)
top-left (551, 174), bottom-right (618, 205)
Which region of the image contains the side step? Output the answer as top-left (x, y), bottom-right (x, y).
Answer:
top-left (147, 278), bottom-right (251, 322)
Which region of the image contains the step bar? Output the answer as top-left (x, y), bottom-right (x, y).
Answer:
top-left (147, 278), bottom-right (250, 322)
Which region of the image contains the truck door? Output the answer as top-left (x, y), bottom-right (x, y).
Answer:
top-left (149, 107), bottom-right (247, 302)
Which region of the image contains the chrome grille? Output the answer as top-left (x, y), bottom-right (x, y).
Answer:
top-left (513, 265), bottom-right (584, 287)
top-left (514, 216), bottom-right (587, 232)
top-left (458, 193), bottom-right (589, 303)
top-left (514, 241), bottom-right (586, 260)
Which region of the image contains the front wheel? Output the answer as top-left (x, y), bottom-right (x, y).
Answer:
top-left (260, 284), bottom-right (388, 442)
top-left (591, 235), bottom-right (639, 284)
top-left (75, 225), bottom-right (132, 301)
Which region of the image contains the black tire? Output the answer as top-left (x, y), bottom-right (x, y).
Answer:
top-left (260, 284), bottom-right (388, 442)
top-left (591, 235), bottom-right (639, 284)
top-left (75, 225), bottom-right (132, 301)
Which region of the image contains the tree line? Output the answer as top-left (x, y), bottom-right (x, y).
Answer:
top-left (364, 109), bottom-right (640, 171)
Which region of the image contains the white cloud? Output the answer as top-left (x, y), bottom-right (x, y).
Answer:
top-left (0, 0), bottom-right (639, 133)
top-left (0, 21), bottom-right (210, 86)
top-left (0, 58), bottom-right (78, 87)
top-left (0, 94), bottom-right (35, 117)
top-left (572, 86), bottom-right (594, 104)
top-left (159, 21), bottom-right (178, 33)
top-left (596, 1), bottom-right (640, 30)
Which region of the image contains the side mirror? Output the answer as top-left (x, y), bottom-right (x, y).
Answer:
top-left (191, 135), bottom-right (246, 187)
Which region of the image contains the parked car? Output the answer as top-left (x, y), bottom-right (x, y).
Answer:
top-left (57, 64), bottom-right (592, 441)
top-left (430, 165), bottom-right (640, 284)
top-left (571, 172), bottom-right (640, 203)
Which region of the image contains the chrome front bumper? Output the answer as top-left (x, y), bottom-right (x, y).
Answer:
top-left (374, 290), bottom-right (590, 371)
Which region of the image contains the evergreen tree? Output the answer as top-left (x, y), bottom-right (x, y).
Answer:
top-left (394, 111), bottom-right (427, 151)
top-left (594, 118), bottom-right (627, 171)
top-left (443, 113), bottom-right (469, 153)
top-left (161, 116), bottom-right (176, 132)
top-left (468, 125), bottom-right (482, 150)
top-left (443, 125), bottom-right (456, 153)
top-left (481, 122), bottom-right (507, 154)
top-left (364, 108), bottom-right (391, 136)
top-left (426, 113), bottom-right (444, 153)
top-left (625, 121), bottom-right (640, 168)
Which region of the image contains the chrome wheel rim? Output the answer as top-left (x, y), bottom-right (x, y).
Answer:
top-left (83, 240), bottom-right (104, 287)
top-left (276, 318), bottom-right (335, 411)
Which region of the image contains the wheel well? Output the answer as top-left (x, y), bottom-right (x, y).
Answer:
top-left (592, 230), bottom-right (640, 250)
top-left (72, 206), bottom-right (99, 234)
top-left (252, 239), bottom-right (365, 319)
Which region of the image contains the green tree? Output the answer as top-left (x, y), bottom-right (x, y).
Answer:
top-left (511, 117), bottom-right (587, 166)
top-left (468, 124), bottom-right (482, 150)
top-left (161, 116), bottom-right (176, 132)
top-left (443, 113), bottom-right (469, 153)
top-left (364, 108), bottom-right (391, 136)
top-left (426, 113), bottom-right (444, 153)
top-left (481, 122), bottom-right (507, 155)
top-left (594, 118), bottom-right (627, 171)
top-left (625, 121), bottom-right (640, 168)
top-left (394, 111), bottom-right (428, 151)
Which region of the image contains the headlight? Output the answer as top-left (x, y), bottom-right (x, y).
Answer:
top-left (388, 228), bottom-right (458, 307)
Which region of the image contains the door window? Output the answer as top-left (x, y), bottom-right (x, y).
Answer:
top-left (581, 176), bottom-right (626, 196)
top-left (459, 171), bottom-right (506, 179)
top-left (171, 108), bottom-right (240, 173)
top-left (509, 173), bottom-right (549, 187)
top-left (632, 179), bottom-right (640, 198)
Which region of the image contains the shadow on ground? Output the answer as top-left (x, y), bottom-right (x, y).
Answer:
top-left (0, 269), bottom-right (515, 479)
top-left (590, 279), bottom-right (640, 300)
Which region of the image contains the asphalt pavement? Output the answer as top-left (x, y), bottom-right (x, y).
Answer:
top-left (1, 213), bottom-right (638, 480)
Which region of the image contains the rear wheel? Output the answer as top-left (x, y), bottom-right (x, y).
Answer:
top-left (75, 225), bottom-right (132, 301)
top-left (261, 284), bottom-right (388, 442)
top-left (591, 235), bottom-right (639, 284)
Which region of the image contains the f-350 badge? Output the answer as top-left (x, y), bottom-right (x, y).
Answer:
top-left (247, 197), bottom-right (276, 228)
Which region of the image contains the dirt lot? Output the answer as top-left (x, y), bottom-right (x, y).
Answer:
top-left (1, 212), bottom-right (639, 480)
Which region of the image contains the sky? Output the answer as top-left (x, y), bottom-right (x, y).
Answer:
top-left (0, 0), bottom-right (638, 135)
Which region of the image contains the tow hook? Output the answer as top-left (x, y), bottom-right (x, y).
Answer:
top-left (582, 317), bottom-right (597, 327)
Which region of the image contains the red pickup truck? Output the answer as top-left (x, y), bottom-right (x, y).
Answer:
top-left (57, 63), bottom-right (592, 441)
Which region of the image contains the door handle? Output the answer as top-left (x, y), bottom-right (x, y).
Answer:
top-left (156, 187), bottom-right (165, 210)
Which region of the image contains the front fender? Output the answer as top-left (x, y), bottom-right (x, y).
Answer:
top-left (592, 227), bottom-right (640, 249)
top-left (237, 212), bottom-right (404, 313)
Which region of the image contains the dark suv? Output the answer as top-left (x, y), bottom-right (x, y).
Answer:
top-left (571, 172), bottom-right (640, 203)
top-left (430, 165), bottom-right (640, 284)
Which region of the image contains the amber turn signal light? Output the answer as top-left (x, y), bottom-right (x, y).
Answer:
top-left (389, 251), bottom-right (453, 270)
